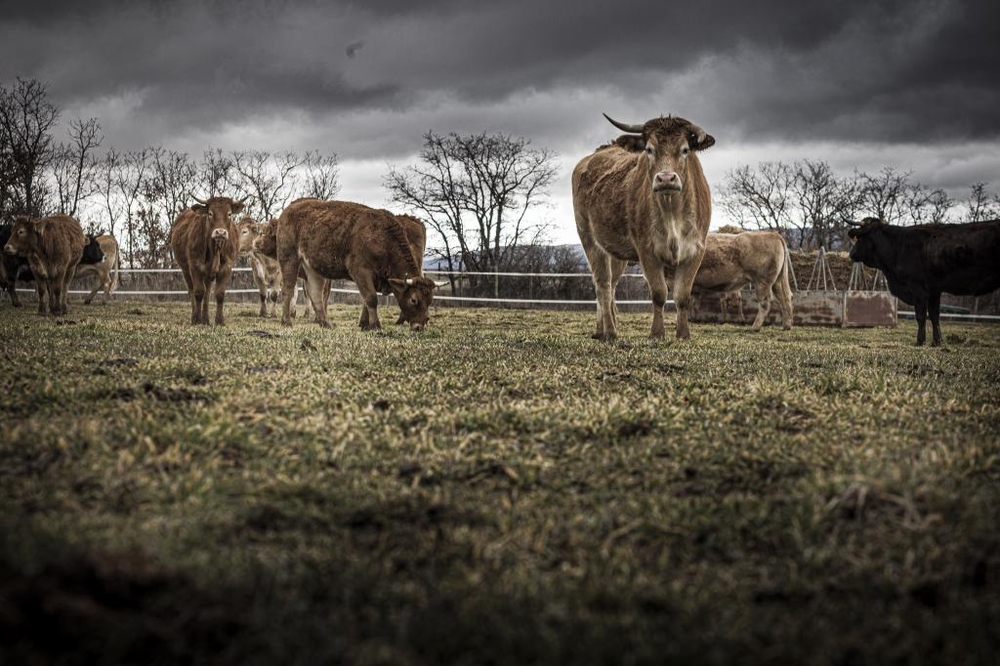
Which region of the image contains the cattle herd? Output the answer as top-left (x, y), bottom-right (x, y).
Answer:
top-left (2, 113), bottom-right (999, 346)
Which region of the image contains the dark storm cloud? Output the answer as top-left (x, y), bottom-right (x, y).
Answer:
top-left (0, 0), bottom-right (997, 151)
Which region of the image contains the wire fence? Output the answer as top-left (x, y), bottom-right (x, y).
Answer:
top-left (11, 266), bottom-right (1000, 321)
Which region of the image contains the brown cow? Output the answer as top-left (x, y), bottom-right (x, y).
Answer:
top-left (170, 196), bottom-right (243, 325)
top-left (236, 216), bottom-right (282, 317)
top-left (686, 231), bottom-right (793, 331)
top-left (74, 233), bottom-right (120, 304)
top-left (3, 214), bottom-right (85, 316)
top-left (574, 114), bottom-right (715, 340)
top-left (276, 199), bottom-right (440, 330)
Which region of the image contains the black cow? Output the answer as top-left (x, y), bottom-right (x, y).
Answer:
top-left (848, 217), bottom-right (1000, 346)
top-left (0, 221), bottom-right (29, 306)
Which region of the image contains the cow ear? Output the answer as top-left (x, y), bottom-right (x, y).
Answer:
top-left (32, 218), bottom-right (49, 233)
top-left (388, 278), bottom-right (406, 288)
top-left (231, 201), bottom-right (245, 215)
top-left (690, 130), bottom-right (715, 151)
top-left (192, 204), bottom-right (207, 213)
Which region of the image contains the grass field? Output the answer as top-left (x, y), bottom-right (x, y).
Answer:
top-left (1, 300), bottom-right (999, 665)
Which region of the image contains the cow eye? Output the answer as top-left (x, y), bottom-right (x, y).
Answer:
top-left (681, 146), bottom-right (690, 156)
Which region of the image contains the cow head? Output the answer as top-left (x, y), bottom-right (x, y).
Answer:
top-left (190, 195), bottom-right (247, 248)
top-left (235, 215), bottom-right (260, 254)
top-left (604, 113), bottom-right (715, 196)
top-left (847, 217), bottom-right (885, 266)
top-left (3, 216), bottom-right (40, 256)
top-left (387, 275), bottom-right (440, 331)
top-left (252, 218), bottom-right (279, 259)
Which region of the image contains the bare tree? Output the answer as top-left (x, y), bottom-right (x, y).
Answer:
top-left (791, 159), bottom-right (860, 250)
top-left (719, 162), bottom-right (795, 235)
top-left (857, 167), bottom-right (912, 225)
top-left (907, 184), bottom-right (952, 225)
top-left (95, 148), bottom-right (123, 238)
top-left (148, 146), bottom-right (198, 228)
top-left (52, 117), bottom-right (103, 218)
top-left (198, 148), bottom-right (234, 198)
top-left (229, 149), bottom-right (304, 220)
top-left (966, 182), bottom-right (1000, 222)
top-left (385, 131), bottom-right (557, 295)
top-left (116, 149), bottom-right (150, 268)
top-left (0, 77), bottom-right (59, 217)
top-left (300, 150), bottom-right (340, 201)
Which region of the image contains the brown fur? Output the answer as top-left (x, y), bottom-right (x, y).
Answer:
top-left (573, 114), bottom-right (714, 340)
top-left (74, 234), bottom-right (120, 305)
top-left (170, 197), bottom-right (242, 325)
top-left (685, 232), bottom-right (793, 331)
top-left (276, 199), bottom-right (438, 330)
top-left (2, 214), bottom-right (85, 316)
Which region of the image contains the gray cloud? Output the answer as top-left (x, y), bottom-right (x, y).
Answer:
top-left (1, 0), bottom-right (997, 238)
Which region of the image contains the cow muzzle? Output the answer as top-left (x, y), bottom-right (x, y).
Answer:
top-left (652, 171), bottom-right (682, 193)
top-left (211, 228), bottom-right (229, 241)
top-left (3, 244), bottom-right (16, 255)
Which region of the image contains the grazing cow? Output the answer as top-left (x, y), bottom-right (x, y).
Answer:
top-left (236, 216), bottom-right (282, 317)
top-left (687, 231), bottom-right (793, 331)
top-left (848, 216), bottom-right (1000, 346)
top-left (0, 221), bottom-right (29, 306)
top-left (252, 216), bottom-right (322, 320)
top-left (170, 195), bottom-right (244, 325)
top-left (276, 198), bottom-right (440, 330)
top-left (3, 214), bottom-right (85, 316)
top-left (73, 233), bottom-right (120, 304)
top-left (574, 113), bottom-right (715, 340)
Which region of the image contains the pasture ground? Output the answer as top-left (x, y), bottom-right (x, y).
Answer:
top-left (1, 300), bottom-right (999, 665)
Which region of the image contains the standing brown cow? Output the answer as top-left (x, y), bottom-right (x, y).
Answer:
top-left (276, 199), bottom-right (440, 330)
top-left (3, 214), bottom-right (85, 316)
top-left (574, 114), bottom-right (714, 340)
top-left (170, 196), bottom-right (244, 325)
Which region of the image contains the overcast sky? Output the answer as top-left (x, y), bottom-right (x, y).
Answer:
top-left (2, 0), bottom-right (998, 243)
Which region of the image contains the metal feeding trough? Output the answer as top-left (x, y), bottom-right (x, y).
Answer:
top-left (690, 247), bottom-right (896, 328)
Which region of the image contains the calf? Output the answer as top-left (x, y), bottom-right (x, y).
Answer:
top-left (848, 216), bottom-right (1000, 345)
top-left (3, 214), bottom-right (85, 316)
top-left (73, 233), bottom-right (120, 304)
top-left (686, 231), bottom-right (793, 331)
top-left (236, 216), bottom-right (282, 317)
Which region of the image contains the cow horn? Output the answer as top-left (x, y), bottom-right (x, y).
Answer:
top-left (603, 113), bottom-right (644, 134)
top-left (405, 277), bottom-right (415, 286)
top-left (846, 220), bottom-right (862, 227)
top-left (189, 192), bottom-right (209, 206)
top-left (434, 280), bottom-right (448, 288)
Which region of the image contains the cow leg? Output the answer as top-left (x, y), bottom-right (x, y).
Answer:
top-left (929, 292), bottom-right (943, 347)
top-left (354, 273), bottom-right (381, 331)
top-left (300, 264), bottom-right (331, 328)
top-left (750, 282), bottom-right (772, 332)
top-left (360, 304), bottom-right (371, 329)
top-left (279, 257), bottom-right (302, 327)
top-left (586, 250), bottom-right (623, 340)
top-left (34, 282), bottom-right (46, 314)
top-left (671, 259), bottom-right (701, 341)
top-left (215, 272), bottom-right (232, 326)
top-left (639, 254), bottom-right (668, 340)
top-left (913, 298), bottom-right (928, 346)
top-left (258, 290), bottom-right (267, 317)
top-left (191, 278), bottom-right (208, 325)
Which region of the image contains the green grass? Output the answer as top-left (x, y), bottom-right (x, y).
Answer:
top-left (1, 300), bottom-right (999, 665)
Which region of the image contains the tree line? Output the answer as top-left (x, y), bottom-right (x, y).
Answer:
top-left (719, 159), bottom-right (1000, 250)
top-left (6, 76), bottom-right (999, 284)
top-left (1, 78), bottom-right (340, 268)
